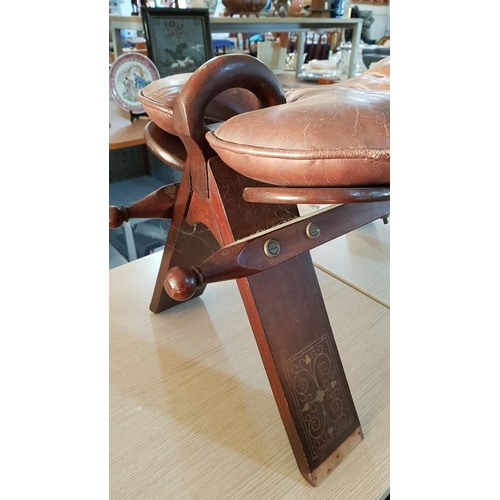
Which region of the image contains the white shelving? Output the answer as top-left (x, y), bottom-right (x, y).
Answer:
top-left (109, 15), bottom-right (362, 78)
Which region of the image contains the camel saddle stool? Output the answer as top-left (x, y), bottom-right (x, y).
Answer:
top-left (109, 54), bottom-right (390, 486)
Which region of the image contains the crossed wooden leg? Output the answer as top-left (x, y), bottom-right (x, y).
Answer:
top-left (149, 158), bottom-right (373, 485)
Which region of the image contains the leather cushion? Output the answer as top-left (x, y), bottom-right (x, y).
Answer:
top-left (337, 56), bottom-right (390, 91)
top-left (137, 73), bottom-right (261, 135)
top-left (206, 84), bottom-right (390, 187)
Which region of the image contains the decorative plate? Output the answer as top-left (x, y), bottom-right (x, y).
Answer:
top-left (109, 52), bottom-right (160, 114)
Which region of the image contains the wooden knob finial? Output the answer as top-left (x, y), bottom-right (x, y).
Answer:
top-left (109, 205), bottom-right (126, 228)
top-left (163, 267), bottom-right (200, 301)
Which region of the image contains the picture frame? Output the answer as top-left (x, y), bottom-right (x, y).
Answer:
top-left (141, 7), bottom-right (213, 79)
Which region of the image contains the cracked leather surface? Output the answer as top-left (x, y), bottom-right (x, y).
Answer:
top-left (206, 57), bottom-right (390, 187)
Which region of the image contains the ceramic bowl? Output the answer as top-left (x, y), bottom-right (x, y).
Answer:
top-left (222, 0), bottom-right (268, 17)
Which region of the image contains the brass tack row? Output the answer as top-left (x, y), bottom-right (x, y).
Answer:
top-left (264, 223), bottom-right (321, 257)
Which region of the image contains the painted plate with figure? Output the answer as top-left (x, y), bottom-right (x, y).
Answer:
top-left (109, 52), bottom-right (160, 114)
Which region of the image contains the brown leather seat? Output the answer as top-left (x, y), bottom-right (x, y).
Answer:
top-left (333, 56), bottom-right (390, 91)
top-left (205, 57), bottom-right (389, 188)
top-left (139, 57), bottom-right (390, 189)
top-left (206, 85), bottom-right (389, 188)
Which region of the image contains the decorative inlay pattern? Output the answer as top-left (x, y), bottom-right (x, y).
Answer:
top-left (284, 334), bottom-right (352, 458)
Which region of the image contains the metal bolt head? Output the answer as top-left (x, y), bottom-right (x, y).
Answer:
top-left (264, 239), bottom-right (281, 257)
top-left (306, 222), bottom-right (321, 239)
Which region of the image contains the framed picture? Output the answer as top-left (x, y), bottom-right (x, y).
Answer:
top-left (142, 7), bottom-right (213, 79)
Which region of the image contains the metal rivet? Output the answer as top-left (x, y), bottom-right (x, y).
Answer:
top-left (306, 222), bottom-right (321, 239)
top-left (264, 239), bottom-right (281, 257)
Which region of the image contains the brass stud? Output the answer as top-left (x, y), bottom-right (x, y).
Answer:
top-left (264, 239), bottom-right (281, 257)
top-left (306, 222), bottom-right (321, 239)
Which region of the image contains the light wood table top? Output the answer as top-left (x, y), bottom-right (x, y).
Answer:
top-left (299, 204), bottom-right (390, 307)
top-left (110, 251), bottom-right (389, 499)
top-left (312, 220), bottom-right (390, 307)
top-left (109, 100), bottom-right (151, 150)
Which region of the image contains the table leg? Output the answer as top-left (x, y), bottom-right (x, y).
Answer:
top-left (295, 32), bottom-right (305, 77)
top-left (347, 22), bottom-right (361, 78)
top-left (112, 27), bottom-right (124, 60)
top-left (123, 221), bottom-right (137, 261)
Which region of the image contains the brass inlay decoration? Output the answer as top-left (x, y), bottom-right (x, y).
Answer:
top-left (284, 334), bottom-right (352, 459)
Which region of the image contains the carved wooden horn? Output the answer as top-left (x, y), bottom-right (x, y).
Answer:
top-left (172, 54), bottom-right (287, 197)
top-left (173, 53), bottom-right (286, 148)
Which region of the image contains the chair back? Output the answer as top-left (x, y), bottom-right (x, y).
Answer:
top-left (288, 30), bottom-right (340, 63)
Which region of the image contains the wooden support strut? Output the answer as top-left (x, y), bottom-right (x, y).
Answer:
top-left (109, 183), bottom-right (180, 228)
top-left (243, 186), bottom-right (390, 204)
top-left (163, 201), bottom-right (390, 301)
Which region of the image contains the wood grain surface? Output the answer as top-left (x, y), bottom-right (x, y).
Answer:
top-left (109, 100), bottom-right (150, 150)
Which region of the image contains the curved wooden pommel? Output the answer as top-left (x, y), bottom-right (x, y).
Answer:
top-left (172, 54), bottom-right (287, 198)
top-left (108, 183), bottom-right (180, 229)
top-left (173, 54), bottom-right (286, 146)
